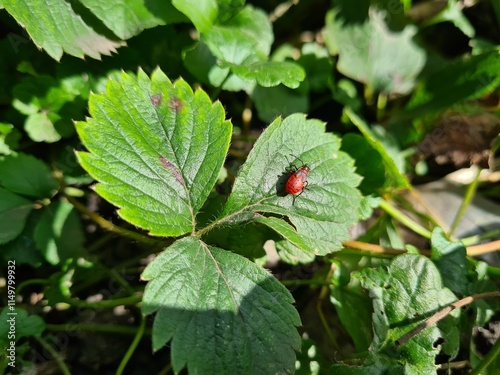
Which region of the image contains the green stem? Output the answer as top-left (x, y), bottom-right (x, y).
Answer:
top-left (470, 328), bottom-right (500, 375)
top-left (461, 229), bottom-right (500, 247)
top-left (116, 316), bottom-right (147, 375)
top-left (379, 199), bottom-right (432, 239)
top-left (64, 295), bottom-right (142, 309)
top-left (45, 323), bottom-right (151, 336)
top-left (449, 167), bottom-right (481, 237)
top-left (34, 336), bottom-right (71, 375)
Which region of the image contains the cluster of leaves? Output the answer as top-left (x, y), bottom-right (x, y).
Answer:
top-left (0, 0), bottom-right (500, 374)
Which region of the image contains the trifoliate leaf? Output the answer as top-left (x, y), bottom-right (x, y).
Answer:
top-left (142, 236), bottom-right (301, 374)
top-left (2, 0), bottom-right (125, 61)
top-left (221, 114), bottom-right (362, 256)
top-left (0, 188), bottom-right (33, 244)
top-left (0, 153), bottom-right (58, 199)
top-left (76, 69), bottom-right (232, 237)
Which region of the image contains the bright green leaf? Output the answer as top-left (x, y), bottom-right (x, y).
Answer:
top-left (142, 236), bottom-right (301, 374)
top-left (0, 153), bottom-right (58, 199)
top-left (2, 0), bottom-right (125, 61)
top-left (76, 69), bottom-right (232, 237)
top-left (230, 61), bottom-right (305, 89)
top-left (0, 188), bottom-right (33, 244)
top-left (173, 0), bottom-right (217, 32)
top-left (33, 200), bottom-right (84, 264)
top-left (79, 0), bottom-right (186, 40)
top-left (221, 114), bottom-right (362, 255)
top-left (324, 9), bottom-right (425, 94)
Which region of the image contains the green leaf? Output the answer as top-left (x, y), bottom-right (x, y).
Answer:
top-left (0, 188), bottom-right (33, 245)
top-left (330, 284), bottom-right (373, 352)
top-left (0, 123), bottom-right (20, 155)
top-left (346, 109), bottom-right (410, 188)
top-left (296, 42), bottom-right (334, 92)
top-left (430, 227), bottom-right (470, 296)
top-left (0, 308), bottom-right (45, 347)
top-left (33, 200), bottom-right (85, 264)
top-left (202, 222), bottom-right (268, 260)
top-left (221, 114), bottom-right (362, 255)
top-left (426, 0), bottom-right (475, 38)
top-left (0, 153), bottom-right (58, 199)
top-left (173, 0), bottom-right (218, 33)
top-left (142, 236), bottom-right (301, 374)
top-left (204, 5), bottom-right (272, 64)
top-left (274, 239), bottom-right (316, 265)
top-left (323, 9), bottom-right (425, 94)
top-left (79, 0), bottom-right (186, 40)
top-left (252, 85), bottom-right (308, 123)
top-left (76, 69), bottom-right (232, 237)
top-left (0, 210), bottom-right (43, 266)
top-left (403, 51), bottom-right (500, 119)
top-left (229, 61), bottom-right (305, 89)
top-left (24, 113), bottom-right (62, 143)
top-left (2, 0), bottom-right (125, 61)
top-left (340, 133), bottom-right (385, 195)
top-left (357, 254), bottom-right (460, 375)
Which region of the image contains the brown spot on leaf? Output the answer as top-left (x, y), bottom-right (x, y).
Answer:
top-left (150, 94), bottom-right (162, 107)
top-left (169, 97), bottom-right (183, 113)
top-left (159, 155), bottom-right (185, 186)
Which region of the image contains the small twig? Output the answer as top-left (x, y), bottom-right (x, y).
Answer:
top-left (342, 240), bottom-right (431, 256)
top-left (269, 0), bottom-right (299, 22)
top-left (466, 240), bottom-right (500, 256)
top-left (116, 316), bottom-right (147, 375)
top-left (395, 291), bottom-right (500, 346)
top-left (34, 336), bottom-right (71, 375)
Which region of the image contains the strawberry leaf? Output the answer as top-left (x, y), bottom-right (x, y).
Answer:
top-left (76, 69), bottom-right (232, 237)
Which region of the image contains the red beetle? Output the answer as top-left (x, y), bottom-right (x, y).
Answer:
top-left (285, 156), bottom-right (310, 205)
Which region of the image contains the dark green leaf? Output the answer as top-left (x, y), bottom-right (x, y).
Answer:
top-left (403, 51), bottom-right (500, 119)
top-left (76, 69), bottom-right (232, 237)
top-left (346, 110), bottom-right (409, 188)
top-left (0, 308), bottom-right (45, 347)
top-left (252, 85), bottom-right (308, 123)
top-left (430, 227), bottom-right (470, 295)
top-left (0, 153), bottom-right (58, 199)
top-left (142, 236), bottom-right (301, 374)
top-left (0, 188), bottom-right (33, 245)
top-left (340, 133), bottom-right (385, 195)
top-left (33, 200), bottom-right (85, 264)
